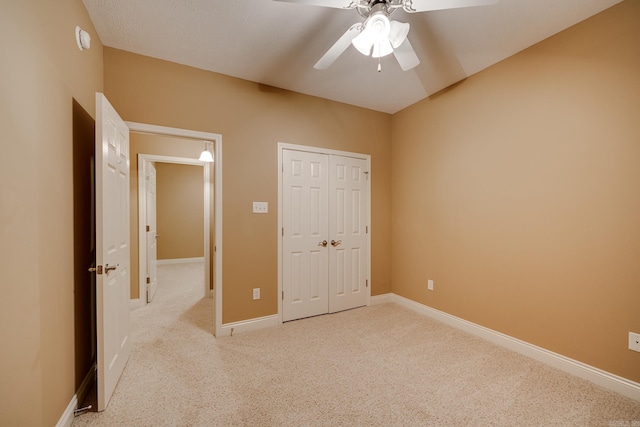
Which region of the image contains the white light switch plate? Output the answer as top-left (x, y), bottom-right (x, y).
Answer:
top-left (253, 202), bottom-right (268, 214)
top-left (630, 332), bottom-right (640, 352)
top-left (253, 288), bottom-right (260, 300)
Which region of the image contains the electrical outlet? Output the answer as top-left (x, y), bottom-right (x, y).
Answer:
top-left (252, 202), bottom-right (268, 214)
top-left (427, 279), bottom-right (434, 291)
top-left (253, 288), bottom-right (260, 300)
top-left (629, 332), bottom-right (640, 352)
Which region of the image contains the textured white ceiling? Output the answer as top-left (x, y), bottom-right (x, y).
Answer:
top-left (82, 0), bottom-right (622, 114)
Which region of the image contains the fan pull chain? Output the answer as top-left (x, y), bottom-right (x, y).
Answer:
top-left (378, 56), bottom-right (381, 73)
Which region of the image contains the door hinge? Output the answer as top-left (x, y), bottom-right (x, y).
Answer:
top-left (364, 171), bottom-right (369, 180)
top-left (146, 225), bottom-right (150, 232)
top-left (282, 291), bottom-right (284, 301)
top-left (366, 279), bottom-right (368, 288)
top-left (282, 227), bottom-right (284, 236)
top-left (366, 226), bottom-right (368, 234)
top-left (146, 277), bottom-right (150, 284)
top-left (88, 265), bottom-right (103, 275)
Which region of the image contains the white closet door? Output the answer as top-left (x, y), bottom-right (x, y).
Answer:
top-left (328, 155), bottom-right (368, 313)
top-left (282, 149), bottom-right (329, 322)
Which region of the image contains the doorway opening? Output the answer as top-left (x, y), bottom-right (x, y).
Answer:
top-left (127, 122), bottom-right (223, 336)
top-left (137, 155), bottom-right (209, 304)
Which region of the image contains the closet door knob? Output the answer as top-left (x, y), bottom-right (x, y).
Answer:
top-left (318, 240), bottom-right (328, 247)
top-left (331, 240), bottom-right (342, 247)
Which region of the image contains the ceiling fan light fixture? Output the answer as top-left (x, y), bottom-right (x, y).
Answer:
top-left (279, 0), bottom-right (498, 73)
top-left (351, 12), bottom-right (391, 57)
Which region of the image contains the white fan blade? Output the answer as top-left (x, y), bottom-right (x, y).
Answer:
top-left (404, 0), bottom-right (498, 13)
top-left (314, 23), bottom-right (361, 70)
top-left (274, 0), bottom-right (357, 9)
top-left (393, 38), bottom-right (420, 71)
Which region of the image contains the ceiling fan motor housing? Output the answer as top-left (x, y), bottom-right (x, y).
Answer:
top-left (369, 0), bottom-right (391, 16)
top-left (370, 0), bottom-right (389, 8)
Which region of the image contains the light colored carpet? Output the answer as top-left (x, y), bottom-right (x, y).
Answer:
top-left (73, 262), bottom-right (640, 426)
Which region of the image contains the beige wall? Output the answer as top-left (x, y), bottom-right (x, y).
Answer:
top-left (156, 163), bottom-right (205, 260)
top-left (0, 1), bottom-right (103, 425)
top-left (391, 0), bottom-right (640, 382)
top-left (129, 132), bottom-right (213, 299)
top-left (104, 48), bottom-right (393, 324)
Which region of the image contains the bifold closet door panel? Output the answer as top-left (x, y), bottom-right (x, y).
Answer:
top-left (328, 155), bottom-right (368, 313)
top-left (282, 149), bottom-right (330, 322)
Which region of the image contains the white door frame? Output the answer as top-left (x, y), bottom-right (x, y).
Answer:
top-left (127, 122), bottom-right (223, 337)
top-left (137, 154), bottom-right (209, 302)
top-left (277, 142), bottom-right (371, 324)
top-left (143, 160), bottom-right (159, 303)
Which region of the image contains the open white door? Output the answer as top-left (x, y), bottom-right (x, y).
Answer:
top-left (95, 93), bottom-right (132, 411)
top-left (145, 162), bottom-right (159, 303)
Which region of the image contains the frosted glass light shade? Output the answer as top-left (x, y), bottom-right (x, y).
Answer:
top-left (389, 21), bottom-right (410, 48)
top-left (352, 30), bottom-right (373, 56)
top-left (368, 14), bottom-right (390, 41)
top-left (372, 39), bottom-right (393, 58)
top-left (199, 149), bottom-right (214, 162)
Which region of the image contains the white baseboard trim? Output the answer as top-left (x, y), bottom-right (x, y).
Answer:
top-left (370, 293), bottom-right (394, 305)
top-left (218, 314), bottom-right (280, 337)
top-left (56, 363), bottom-right (95, 427)
top-left (157, 257), bottom-right (204, 265)
top-left (388, 293), bottom-right (640, 402)
top-left (56, 392), bottom-right (77, 427)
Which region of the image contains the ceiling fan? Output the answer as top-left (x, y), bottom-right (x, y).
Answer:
top-left (274, 0), bottom-right (498, 71)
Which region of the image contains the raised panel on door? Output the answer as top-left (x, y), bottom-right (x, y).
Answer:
top-left (328, 156), bottom-right (368, 313)
top-left (282, 149), bottom-right (329, 322)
